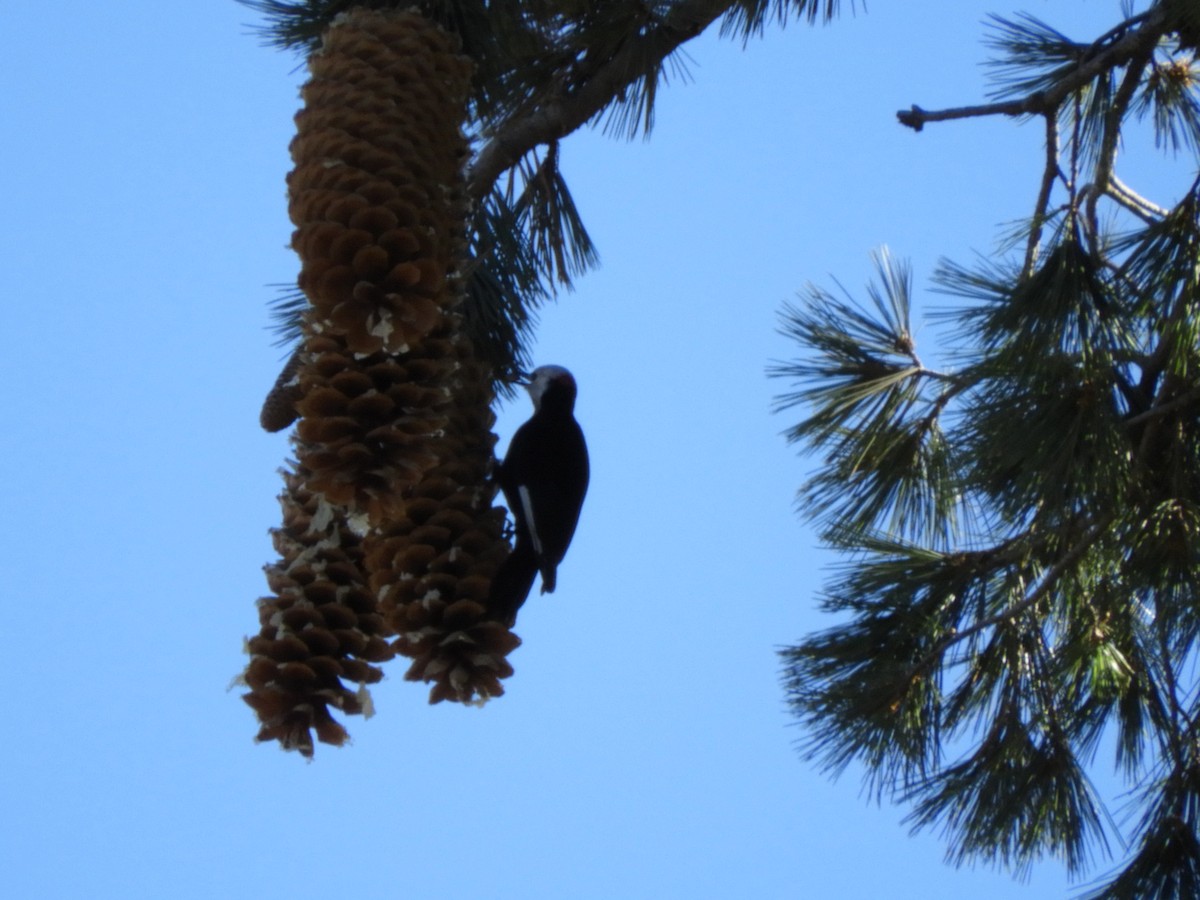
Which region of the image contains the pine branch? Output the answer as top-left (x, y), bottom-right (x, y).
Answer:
top-left (784, 5), bottom-right (1200, 890)
top-left (1023, 112), bottom-right (1061, 279)
top-left (897, 7), bottom-right (1170, 132)
top-left (1082, 46), bottom-right (1155, 254)
top-left (1107, 174), bottom-right (1170, 221)
top-left (1093, 47), bottom-right (1153, 199)
top-left (907, 516), bottom-right (1114, 683)
top-left (467, 0), bottom-right (737, 198)
top-left (1123, 385), bottom-right (1200, 427)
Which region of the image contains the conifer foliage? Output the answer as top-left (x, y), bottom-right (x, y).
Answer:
top-left (774, 3), bottom-right (1200, 895)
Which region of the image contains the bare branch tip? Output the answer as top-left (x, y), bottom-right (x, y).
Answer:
top-left (897, 105), bottom-right (926, 132)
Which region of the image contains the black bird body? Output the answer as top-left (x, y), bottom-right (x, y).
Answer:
top-left (490, 366), bottom-right (589, 627)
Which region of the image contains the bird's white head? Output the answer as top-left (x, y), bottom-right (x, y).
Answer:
top-left (525, 365), bottom-right (577, 411)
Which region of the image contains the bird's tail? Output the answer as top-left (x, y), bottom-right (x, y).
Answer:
top-left (488, 539), bottom-right (539, 628)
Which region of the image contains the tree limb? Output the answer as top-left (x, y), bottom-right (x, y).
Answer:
top-left (1023, 112), bottom-right (1061, 279)
top-left (911, 516), bottom-right (1114, 679)
top-left (466, 0), bottom-right (738, 199)
top-left (1083, 46), bottom-right (1155, 254)
top-left (1124, 384), bottom-right (1200, 428)
top-left (896, 7), bottom-right (1170, 132)
top-left (1107, 174), bottom-right (1169, 222)
top-left (897, 99), bottom-right (1035, 132)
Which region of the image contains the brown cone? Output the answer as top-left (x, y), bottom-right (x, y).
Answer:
top-left (289, 8), bottom-right (471, 358)
top-left (282, 8), bottom-right (474, 520)
top-left (242, 464), bottom-right (395, 757)
top-left (364, 335), bottom-right (520, 704)
top-left (293, 330), bottom-right (460, 526)
top-left (260, 348), bottom-right (304, 433)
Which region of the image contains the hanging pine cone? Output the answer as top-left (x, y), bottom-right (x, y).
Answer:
top-left (364, 334), bottom-right (519, 704)
top-left (260, 348), bottom-right (304, 433)
top-left (289, 7), bottom-right (471, 356)
top-left (242, 464), bottom-right (395, 757)
top-left (283, 8), bottom-right (473, 518)
top-left (293, 331), bottom-right (459, 525)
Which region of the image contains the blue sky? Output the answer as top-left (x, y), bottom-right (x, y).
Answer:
top-left (4, 2), bottom-right (1191, 898)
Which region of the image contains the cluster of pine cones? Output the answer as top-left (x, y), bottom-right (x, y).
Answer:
top-left (241, 9), bottom-right (519, 758)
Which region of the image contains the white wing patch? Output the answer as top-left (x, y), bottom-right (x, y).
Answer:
top-left (518, 484), bottom-right (543, 556)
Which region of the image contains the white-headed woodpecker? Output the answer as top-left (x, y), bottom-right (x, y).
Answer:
top-left (489, 365), bottom-right (589, 627)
